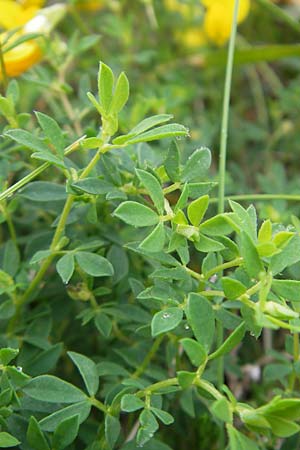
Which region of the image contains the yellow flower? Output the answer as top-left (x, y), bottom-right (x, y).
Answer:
top-left (1, 32), bottom-right (41, 77)
top-left (178, 27), bottom-right (207, 48)
top-left (203, 0), bottom-right (250, 46)
top-left (0, 0), bottom-right (45, 30)
top-left (75, 0), bottom-right (104, 11)
top-left (164, 0), bottom-right (191, 17)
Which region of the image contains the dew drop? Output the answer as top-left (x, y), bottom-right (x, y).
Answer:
top-left (250, 331), bottom-right (256, 337)
top-left (163, 312), bottom-right (171, 319)
top-left (184, 324), bottom-right (190, 330)
top-left (176, 136), bottom-right (182, 141)
top-left (16, 366), bottom-right (23, 372)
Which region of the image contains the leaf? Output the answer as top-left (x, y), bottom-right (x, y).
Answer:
top-left (109, 72), bottom-right (129, 114)
top-left (35, 111), bottom-right (65, 156)
top-left (136, 169), bottom-right (164, 214)
top-left (270, 234), bottom-right (300, 275)
top-left (4, 129), bottom-right (49, 153)
top-left (72, 178), bottom-right (115, 195)
top-left (0, 432), bottom-right (20, 448)
top-left (177, 371), bottom-right (195, 389)
top-left (114, 201), bottom-right (159, 227)
top-left (150, 407), bottom-right (174, 425)
top-left (229, 200), bottom-right (256, 241)
top-left (56, 254), bottom-right (75, 284)
top-left (151, 307), bottom-right (183, 337)
top-left (94, 313), bottom-right (112, 338)
top-left (137, 410), bottom-right (159, 447)
top-left (272, 279), bottom-right (300, 302)
top-left (26, 343), bottom-right (63, 376)
top-left (211, 398), bottom-right (232, 423)
top-left (222, 277), bottom-right (247, 300)
top-left (209, 322), bottom-right (246, 360)
top-left (31, 151), bottom-right (66, 169)
top-left (180, 338), bottom-right (207, 366)
top-left (265, 415), bottom-right (300, 438)
top-left (186, 293), bottom-right (215, 352)
top-left (27, 416), bottom-right (50, 450)
top-left (181, 147), bottom-right (211, 182)
top-left (23, 375), bottom-right (87, 403)
top-left (121, 394), bottom-right (144, 412)
top-left (227, 424), bottom-right (259, 450)
top-left (194, 234), bottom-right (225, 252)
top-left (75, 252), bottom-right (114, 277)
top-left (113, 114), bottom-right (173, 144)
top-left (98, 62), bottom-right (114, 113)
top-left (165, 140), bottom-right (181, 182)
top-left (0, 348), bottom-right (18, 365)
top-left (139, 223), bottom-right (166, 253)
top-left (105, 414), bottom-right (121, 449)
top-left (200, 213), bottom-right (237, 236)
top-left (30, 250), bottom-right (52, 265)
top-left (68, 351), bottom-right (99, 396)
top-left (187, 195), bottom-right (209, 226)
top-left (52, 415), bottom-right (79, 450)
top-left (258, 220), bottom-right (272, 243)
top-left (124, 124), bottom-right (188, 145)
top-left (39, 401), bottom-right (91, 432)
top-left (20, 182), bottom-right (67, 202)
top-left (240, 231), bottom-right (263, 278)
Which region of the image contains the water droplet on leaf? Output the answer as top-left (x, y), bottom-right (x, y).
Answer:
top-left (163, 312), bottom-right (171, 319)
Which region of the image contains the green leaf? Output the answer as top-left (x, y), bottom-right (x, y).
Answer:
top-left (98, 62), bottom-right (114, 113)
top-left (137, 410), bottom-right (159, 447)
top-left (0, 432), bottom-right (20, 448)
top-left (265, 415), bottom-right (300, 438)
top-left (105, 414), bottom-right (121, 449)
top-left (139, 223), bottom-right (166, 253)
top-left (72, 178), bottom-right (115, 195)
top-left (272, 280), bottom-right (300, 302)
top-left (227, 424), bottom-right (259, 450)
top-left (240, 231), bottom-right (263, 278)
top-left (165, 140), bottom-right (180, 182)
top-left (52, 415), bottom-right (79, 450)
top-left (94, 313), bottom-right (112, 338)
top-left (35, 111), bottom-right (65, 156)
top-left (0, 348), bottom-right (18, 365)
top-left (27, 416), bottom-right (50, 450)
top-left (180, 338), bottom-right (207, 366)
top-left (186, 293), bottom-right (215, 352)
top-left (229, 200), bottom-right (256, 241)
top-left (177, 371), bottom-right (195, 389)
top-left (136, 169), bottom-right (164, 214)
top-left (151, 307), bottom-right (183, 337)
top-left (26, 343), bottom-right (63, 376)
top-left (222, 277), bottom-right (247, 300)
top-left (124, 124), bottom-right (188, 145)
top-left (114, 201), bottom-right (159, 227)
top-left (187, 195), bottom-right (209, 226)
top-left (39, 401), bottom-right (91, 432)
top-left (181, 147), bottom-right (211, 182)
top-left (270, 234), bottom-right (300, 275)
top-left (113, 114), bottom-right (173, 144)
top-left (23, 375), bottom-right (87, 403)
top-left (30, 250), bottom-right (52, 265)
top-left (31, 151), bottom-right (66, 169)
top-left (20, 182), bottom-right (67, 202)
top-left (56, 254), bottom-right (75, 284)
top-left (200, 213), bottom-right (237, 236)
top-left (4, 129), bottom-right (49, 153)
top-left (150, 407), bottom-right (174, 425)
top-left (211, 397), bottom-right (232, 423)
top-left (109, 72), bottom-right (129, 114)
top-left (209, 322), bottom-right (246, 360)
top-left (75, 252), bottom-right (114, 277)
top-left (121, 394), bottom-right (144, 412)
top-left (68, 351), bottom-right (99, 396)
top-left (258, 220), bottom-right (272, 243)
top-left (194, 234), bottom-right (225, 252)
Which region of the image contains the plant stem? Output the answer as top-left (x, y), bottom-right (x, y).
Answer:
top-left (8, 148), bottom-right (103, 334)
top-left (204, 257), bottom-right (243, 281)
top-left (212, 193), bottom-right (300, 204)
top-left (217, 2), bottom-right (239, 447)
top-left (131, 335), bottom-right (164, 379)
top-left (0, 136), bottom-right (85, 203)
top-left (256, 0), bottom-right (300, 34)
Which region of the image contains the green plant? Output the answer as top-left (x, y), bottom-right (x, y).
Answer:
top-left (0, 58), bottom-right (300, 450)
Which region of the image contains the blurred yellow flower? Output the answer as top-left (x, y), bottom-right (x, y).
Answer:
top-left (0, 0), bottom-right (45, 30)
top-left (203, 0), bottom-right (250, 46)
top-left (0, 32), bottom-right (41, 77)
top-left (75, 0), bottom-right (104, 11)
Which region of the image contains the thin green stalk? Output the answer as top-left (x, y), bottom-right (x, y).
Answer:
top-left (218, 0), bottom-right (239, 214)
top-left (131, 335), bottom-right (164, 379)
top-left (8, 147), bottom-right (103, 334)
top-left (217, 3), bottom-right (239, 447)
top-left (211, 193), bottom-right (300, 204)
top-left (289, 332), bottom-right (300, 391)
top-left (0, 136), bottom-right (85, 203)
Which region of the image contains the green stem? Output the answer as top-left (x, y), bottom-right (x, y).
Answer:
top-left (204, 257), bottom-right (243, 281)
top-left (0, 136), bottom-right (85, 203)
top-left (136, 378), bottom-right (179, 398)
top-left (211, 193), bottom-right (300, 204)
top-left (8, 148), bottom-right (103, 334)
top-left (131, 335), bottom-right (164, 379)
top-left (289, 332), bottom-right (300, 391)
top-left (90, 397), bottom-right (108, 414)
top-left (218, 0), bottom-right (239, 215)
